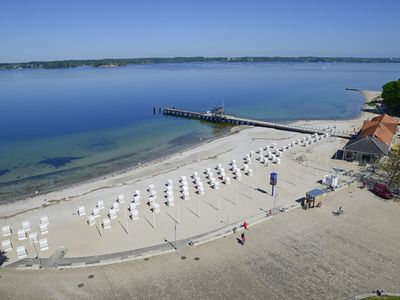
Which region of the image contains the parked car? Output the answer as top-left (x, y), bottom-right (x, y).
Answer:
top-left (373, 183), bottom-right (394, 199)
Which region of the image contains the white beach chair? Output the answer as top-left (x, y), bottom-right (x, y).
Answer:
top-left (111, 202), bottom-right (120, 211)
top-left (108, 209), bottom-right (117, 220)
top-left (78, 206), bottom-right (86, 216)
top-left (148, 184), bottom-right (155, 191)
top-left (102, 218), bottom-right (111, 229)
top-left (133, 194), bottom-right (141, 204)
top-left (166, 179), bottom-right (173, 186)
top-left (39, 238), bottom-right (49, 251)
top-left (97, 200), bottom-right (105, 210)
top-left (40, 216), bottom-right (49, 225)
top-left (1, 239), bottom-right (12, 252)
top-left (2, 225), bottom-right (11, 237)
top-left (129, 202), bottom-right (137, 212)
top-left (149, 195), bottom-right (158, 205)
top-left (87, 215), bottom-right (96, 226)
top-left (167, 197), bottom-right (175, 206)
top-left (152, 202), bottom-right (161, 213)
top-left (17, 229), bottom-right (26, 241)
top-left (22, 221), bottom-right (31, 232)
top-left (92, 208), bottom-right (100, 217)
top-left (213, 181), bottom-right (220, 190)
top-left (130, 209), bottom-right (139, 221)
top-left (28, 232), bottom-right (38, 245)
top-left (180, 181), bottom-right (188, 188)
top-left (117, 195), bottom-right (125, 204)
top-left (40, 223), bottom-right (48, 235)
top-left (16, 245), bottom-right (27, 259)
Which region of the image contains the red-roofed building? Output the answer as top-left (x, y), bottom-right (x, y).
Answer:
top-left (343, 114), bottom-right (398, 163)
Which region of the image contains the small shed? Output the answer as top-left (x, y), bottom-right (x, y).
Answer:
top-left (304, 189), bottom-right (325, 209)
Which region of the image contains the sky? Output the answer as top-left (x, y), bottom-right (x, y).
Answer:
top-left (0, 0), bottom-right (399, 63)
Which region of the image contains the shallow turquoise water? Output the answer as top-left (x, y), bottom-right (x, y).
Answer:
top-left (0, 62), bottom-right (399, 200)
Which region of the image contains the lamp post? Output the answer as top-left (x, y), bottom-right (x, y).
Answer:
top-left (33, 241), bottom-right (42, 269)
top-left (270, 172), bottom-right (278, 196)
top-left (273, 191), bottom-right (278, 215)
top-left (174, 222), bottom-right (178, 250)
top-left (177, 204), bottom-right (180, 224)
top-left (235, 177), bottom-right (238, 205)
top-left (270, 172), bottom-right (278, 214)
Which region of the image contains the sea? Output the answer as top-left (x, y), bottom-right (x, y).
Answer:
top-left (1, 62), bottom-right (399, 202)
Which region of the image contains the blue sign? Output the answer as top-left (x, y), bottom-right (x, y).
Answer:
top-left (270, 172), bottom-right (277, 185)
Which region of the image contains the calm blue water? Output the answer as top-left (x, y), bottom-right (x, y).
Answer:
top-left (0, 62), bottom-right (399, 200)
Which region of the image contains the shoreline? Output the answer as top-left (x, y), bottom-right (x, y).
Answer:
top-left (0, 125), bottom-right (239, 205)
top-left (0, 90), bottom-right (384, 266)
top-left (0, 89), bottom-right (378, 206)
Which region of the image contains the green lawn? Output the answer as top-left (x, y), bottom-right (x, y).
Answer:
top-left (363, 296), bottom-right (400, 300)
top-left (365, 101), bottom-right (378, 107)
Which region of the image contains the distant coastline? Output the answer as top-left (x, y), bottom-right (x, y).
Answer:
top-left (1, 56), bottom-right (400, 70)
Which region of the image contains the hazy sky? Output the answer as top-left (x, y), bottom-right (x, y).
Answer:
top-left (1, 0), bottom-right (399, 62)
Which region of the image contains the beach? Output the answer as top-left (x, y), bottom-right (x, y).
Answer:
top-left (0, 90), bottom-right (384, 266)
top-left (1, 144), bottom-right (400, 299)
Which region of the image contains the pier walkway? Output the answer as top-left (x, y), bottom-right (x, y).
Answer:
top-left (163, 108), bottom-right (353, 139)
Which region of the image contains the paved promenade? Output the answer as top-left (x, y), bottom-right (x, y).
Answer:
top-left (1, 184), bottom-right (399, 299)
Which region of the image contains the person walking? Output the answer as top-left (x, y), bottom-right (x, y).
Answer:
top-left (241, 232), bottom-right (246, 245)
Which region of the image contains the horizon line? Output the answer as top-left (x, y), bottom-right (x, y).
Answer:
top-left (2, 55), bottom-right (400, 65)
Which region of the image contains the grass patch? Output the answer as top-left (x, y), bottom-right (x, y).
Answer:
top-left (363, 296), bottom-right (400, 300)
top-left (366, 101), bottom-right (378, 107)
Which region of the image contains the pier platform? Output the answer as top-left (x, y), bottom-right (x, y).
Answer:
top-left (163, 107), bottom-right (352, 139)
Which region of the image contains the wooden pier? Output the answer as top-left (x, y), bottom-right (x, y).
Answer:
top-left (163, 107), bottom-right (352, 139)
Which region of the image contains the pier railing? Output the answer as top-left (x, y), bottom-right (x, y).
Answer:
top-left (163, 107), bottom-right (353, 139)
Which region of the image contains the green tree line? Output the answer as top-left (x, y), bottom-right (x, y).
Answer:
top-left (382, 79), bottom-right (400, 113)
top-left (1, 56), bottom-right (400, 70)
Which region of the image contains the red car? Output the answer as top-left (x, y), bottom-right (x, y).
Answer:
top-left (373, 183), bottom-right (394, 199)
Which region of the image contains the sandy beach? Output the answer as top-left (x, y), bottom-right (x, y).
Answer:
top-left (0, 91), bottom-right (384, 265)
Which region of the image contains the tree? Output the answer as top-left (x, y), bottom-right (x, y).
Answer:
top-left (382, 79), bottom-right (400, 113)
top-left (380, 150), bottom-right (400, 187)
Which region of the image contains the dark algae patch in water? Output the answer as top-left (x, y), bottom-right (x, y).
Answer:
top-left (0, 169), bottom-right (10, 176)
top-left (38, 156), bottom-right (85, 168)
top-left (87, 139), bottom-right (117, 152)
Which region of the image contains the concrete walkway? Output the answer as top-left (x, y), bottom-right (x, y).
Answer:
top-left (1, 184), bottom-right (399, 300)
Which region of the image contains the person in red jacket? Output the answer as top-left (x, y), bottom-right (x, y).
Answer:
top-left (243, 220), bottom-right (249, 230)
